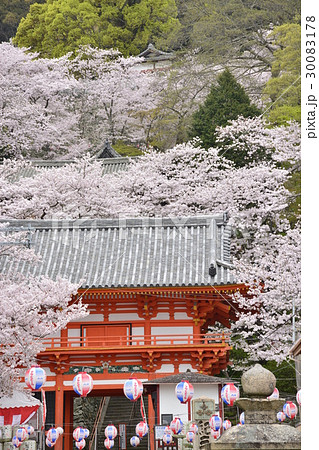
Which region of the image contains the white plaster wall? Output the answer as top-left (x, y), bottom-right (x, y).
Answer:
top-left (131, 326), bottom-right (144, 345)
top-left (71, 314), bottom-right (104, 322)
top-left (108, 313), bottom-right (140, 321)
top-left (151, 326), bottom-right (193, 344)
top-left (159, 384), bottom-right (220, 422)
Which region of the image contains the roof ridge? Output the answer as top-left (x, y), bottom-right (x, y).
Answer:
top-left (0, 214), bottom-right (228, 230)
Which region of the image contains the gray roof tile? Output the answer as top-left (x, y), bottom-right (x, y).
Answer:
top-left (0, 215), bottom-right (234, 288)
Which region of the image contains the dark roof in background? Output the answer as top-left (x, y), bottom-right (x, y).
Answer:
top-left (4, 157), bottom-right (134, 181)
top-left (138, 43), bottom-right (175, 62)
top-left (144, 372), bottom-right (235, 385)
top-left (0, 215), bottom-right (233, 288)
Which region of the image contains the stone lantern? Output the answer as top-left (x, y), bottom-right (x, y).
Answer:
top-left (209, 364), bottom-right (301, 449)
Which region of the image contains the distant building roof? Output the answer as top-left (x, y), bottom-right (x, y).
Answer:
top-left (5, 157), bottom-right (134, 181)
top-left (95, 139), bottom-right (121, 158)
top-left (144, 372), bottom-right (235, 385)
top-left (0, 215), bottom-right (233, 289)
top-left (138, 43), bottom-right (175, 62)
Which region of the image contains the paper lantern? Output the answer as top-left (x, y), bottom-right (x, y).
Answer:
top-left (210, 429), bottom-right (220, 440)
top-left (170, 417), bottom-right (183, 435)
top-left (123, 378), bottom-right (143, 401)
top-left (104, 438), bottom-right (114, 449)
top-left (105, 425), bottom-right (117, 440)
top-left (164, 426), bottom-right (172, 435)
top-left (240, 412), bottom-right (245, 425)
top-left (73, 427), bottom-right (86, 442)
top-left (135, 421), bottom-right (149, 438)
top-left (296, 390), bottom-right (301, 406)
top-left (25, 365), bottom-right (47, 390)
top-left (283, 401), bottom-right (298, 419)
top-left (16, 428), bottom-right (28, 442)
top-left (209, 415), bottom-right (222, 431)
top-left (46, 439), bottom-right (55, 448)
top-left (56, 427), bottom-right (64, 436)
top-left (84, 429), bottom-right (89, 438)
top-left (221, 383), bottom-right (239, 406)
top-left (47, 429), bottom-right (58, 444)
top-left (188, 423), bottom-right (198, 434)
top-left (175, 380), bottom-right (194, 404)
top-left (130, 436), bottom-right (140, 447)
top-left (186, 431), bottom-right (195, 443)
top-left (163, 433), bottom-right (173, 444)
top-left (267, 388), bottom-right (279, 400)
top-left (73, 372), bottom-right (93, 397)
top-left (223, 420), bottom-right (232, 430)
top-left (26, 426), bottom-right (34, 436)
top-left (277, 411), bottom-right (286, 422)
top-left (12, 436), bottom-right (22, 448)
top-left (76, 440), bottom-right (86, 450)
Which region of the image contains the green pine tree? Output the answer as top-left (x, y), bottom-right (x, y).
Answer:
top-left (189, 69), bottom-right (261, 151)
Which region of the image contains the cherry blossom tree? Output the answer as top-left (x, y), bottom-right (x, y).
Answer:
top-left (0, 43), bottom-right (157, 159)
top-left (0, 223), bottom-right (88, 395)
top-left (0, 42), bottom-right (88, 160)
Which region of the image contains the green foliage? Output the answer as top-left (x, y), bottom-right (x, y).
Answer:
top-left (263, 23), bottom-right (301, 125)
top-left (13, 0), bottom-right (180, 58)
top-left (189, 69), bottom-right (261, 153)
top-left (0, 1), bottom-right (45, 42)
top-left (172, 1), bottom-right (300, 61)
top-left (113, 140), bottom-right (143, 157)
top-left (262, 359), bottom-right (298, 396)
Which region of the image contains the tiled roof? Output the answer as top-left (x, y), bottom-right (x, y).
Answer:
top-left (144, 372), bottom-right (235, 385)
top-left (4, 157), bottom-right (133, 181)
top-left (0, 215), bottom-right (233, 288)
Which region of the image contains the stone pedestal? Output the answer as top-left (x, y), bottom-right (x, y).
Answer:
top-left (208, 364), bottom-right (301, 450)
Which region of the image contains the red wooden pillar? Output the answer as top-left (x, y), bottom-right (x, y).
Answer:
top-left (54, 373), bottom-right (64, 450)
top-left (64, 391), bottom-right (73, 450)
top-left (148, 393), bottom-right (155, 450)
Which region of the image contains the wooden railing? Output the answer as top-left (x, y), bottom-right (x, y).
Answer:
top-left (41, 333), bottom-right (230, 350)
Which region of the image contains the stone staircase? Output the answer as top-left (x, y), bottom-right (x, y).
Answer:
top-left (93, 396), bottom-right (149, 450)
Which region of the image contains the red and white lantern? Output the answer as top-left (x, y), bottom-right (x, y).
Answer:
top-left (175, 380), bottom-right (194, 404)
top-left (73, 427), bottom-right (86, 442)
top-left (186, 432), bottom-right (195, 443)
top-left (124, 378), bottom-right (143, 401)
top-left (56, 427), bottom-right (64, 436)
top-left (26, 426), bottom-right (34, 436)
top-left (84, 429), bottom-right (89, 438)
top-left (135, 422), bottom-right (148, 438)
top-left (283, 401), bottom-right (298, 419)
top-left (47, 429), bottom-right (58, 444)
top-left (75, 440), bottom-right (86, 450)
top-left (210, 429), bottom-right (220, 440)
top-left (267, 388), bottom-right (279, 400)
top-left (296, 390), bottom-right (301, 406)
top-left (46, 439), bottom-right (55, 448)
top-left (16, 428), bottom-right (28, 442)
top-left (73, 372), bottom-right (93, 397)
top-left (170, 417), bottom-right (183, 435)
top-left (25, 365), bottom-right (46, 390)
top-left (223, 420), bottom-right (232, 430)
top-left (104, 438), bottom-right (114, 449)
top-left (221, 384), bottom-right (239, 406)
top-left (163, 434), bottom-right (173, 445)
top-left (209, 415), bottom-right (222, 431)
top-left (12, 437), bottom-right (22, 448)
top-left (130, 436), bottom-right (140, 447)
top-left (105, 425), bottom-right (117, 440)
top-left (188, 423), bottom-right (198, 434)
top-left (164, 426), bottom-right (172, 435)
top-left (277, 411), bottom-right (286, 422)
